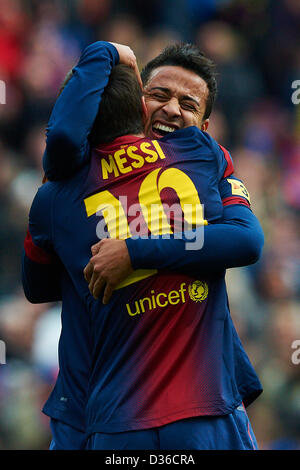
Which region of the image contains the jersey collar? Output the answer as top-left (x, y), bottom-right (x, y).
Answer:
top-left (96, 135), bottom-right (145, 150)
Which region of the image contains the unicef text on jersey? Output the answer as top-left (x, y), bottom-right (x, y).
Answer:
top-left (94, 197), bottom-right (205, 251)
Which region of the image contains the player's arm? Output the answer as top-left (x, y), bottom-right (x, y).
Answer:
top-left (43, 41), bottom-right (119, 180)
top-left (22, 250), bottom-right (62, 304)
top-left (22, 184), bottom-right (61, 303)
top-left (43, 41), bottom-right (141, 181)
top-left (127, 208), bottom-right (263, 273)
top-left (84, 176), bottom-right (264, 302)
top-left (126, 175), bottom-right (263, 271)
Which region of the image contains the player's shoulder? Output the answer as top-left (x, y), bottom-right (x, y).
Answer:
top-left (41, 161), bottom-right (89, 194)
top-left (35, 179), bottom-right (60, 201)
top-left (162, 126), bottom-right (234, 178)
top-left (160, 126), bottom-right (217, 156)
top-left (29, 181), bottom-right (58, 220)
top-left (161, 126), bottom-right (225, 152)
top-left (32, 171), bottom-right (82, 214)
top-left (161, 126), bottom-right (209, 144)
top-left (200, 131), bottom-right (234, 179)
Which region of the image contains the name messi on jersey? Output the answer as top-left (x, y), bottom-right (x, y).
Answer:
top-left (100, 140), bottom-right (166, 180)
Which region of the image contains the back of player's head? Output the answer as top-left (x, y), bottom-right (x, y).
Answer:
top-left (141, 43), bottom-right (217, 120)
top-left (89, 64), bottom-right (144, 146)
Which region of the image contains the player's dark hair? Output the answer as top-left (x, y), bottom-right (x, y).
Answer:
top-left (141, 43), bottom-right (217, 120)
top-left (89, 64), bottom-right (144, 146)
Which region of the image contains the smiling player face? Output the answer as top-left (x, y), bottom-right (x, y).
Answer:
top-left (143, 65), bottom-right (210, 140)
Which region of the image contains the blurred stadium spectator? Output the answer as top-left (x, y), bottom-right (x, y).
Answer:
top-left (0, 0), bottom-right (299, 449)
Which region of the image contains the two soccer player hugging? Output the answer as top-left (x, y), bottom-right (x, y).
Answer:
top-left (22, 41), bottom-right (264, 450)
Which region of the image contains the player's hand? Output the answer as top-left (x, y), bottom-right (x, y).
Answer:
top-left (109, 42), bottom-right (143, 90)
top-left (83, 238), bottom-right (133, 304)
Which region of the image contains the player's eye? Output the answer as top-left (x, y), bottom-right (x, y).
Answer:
top-left (181, 102), bottom-right (196, 111)
top-left (151, 93), bottom-right (168, 100)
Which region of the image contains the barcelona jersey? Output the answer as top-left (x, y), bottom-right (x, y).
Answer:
top-left (24, 127), bottom-right (262, 434)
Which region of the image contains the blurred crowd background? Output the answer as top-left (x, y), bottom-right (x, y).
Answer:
top-left (0, 0), bottom-right (299, 450)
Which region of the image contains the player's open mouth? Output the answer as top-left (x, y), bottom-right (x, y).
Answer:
top-left (151, 122), bottom-right (178, 138)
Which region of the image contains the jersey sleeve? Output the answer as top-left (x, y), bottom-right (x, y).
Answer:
top-left (22, 184), bottom-right (62, 303)
top-left (43, 41), bottom-right (119, 181)
top-left (125, 204), bottom-right (264, 273)
top-left (200, 131), bottom-right (235, 180)
top-left (219, 175), bottom-right (251, 209)
top-left (217, 144), bottom-right (235, 179)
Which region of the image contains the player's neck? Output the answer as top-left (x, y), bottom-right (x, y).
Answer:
top-left (98, 134), bottom-right (146, 150)
top-left (133, 133), bottom-right (145, 138)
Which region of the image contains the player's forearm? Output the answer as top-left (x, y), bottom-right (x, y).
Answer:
top-left (22, 252), bottom-right (62, 303)
top-left (43, 41), bottom-right (119, 181)
top-left (125, 205), bottom-right (264, 272)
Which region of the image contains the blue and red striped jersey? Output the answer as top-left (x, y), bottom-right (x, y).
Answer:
top-left (24, 128), bottom-right (263, 434)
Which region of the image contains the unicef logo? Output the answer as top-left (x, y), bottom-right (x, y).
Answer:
top-left (188, 280), bottom-right (208, 303)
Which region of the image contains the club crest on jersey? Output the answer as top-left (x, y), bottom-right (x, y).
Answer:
top-left (188, 280), bottom-right (208, 303)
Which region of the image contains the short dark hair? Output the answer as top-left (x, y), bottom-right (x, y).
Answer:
top-left (89, 64), bottom-right (144, 146)
top-left (141, 43), bottom-right (217, 120)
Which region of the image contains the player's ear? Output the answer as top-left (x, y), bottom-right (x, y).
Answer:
top-left (201, 119), bottom-right (209, 132)
top-left (141, 96), bottom-right (148, 124)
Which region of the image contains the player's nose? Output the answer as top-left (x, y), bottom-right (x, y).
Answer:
top-left (162, 98), bottom-right (181, 119)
